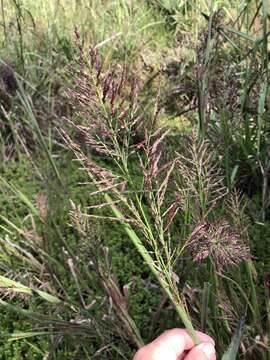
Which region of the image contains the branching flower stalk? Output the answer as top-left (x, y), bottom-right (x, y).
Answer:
top-left (106, 193), bottom-right (200, 344)
top-left (63, 47), bottom-right (201, 345)
top-left (176, 140), bottom-right (253, 346)
top-left (63, 136), bottom-right (201, 344)
top-left (64, 47), bottom-right (251, 349)
top-left (226, 192), bottom-right (261, 330)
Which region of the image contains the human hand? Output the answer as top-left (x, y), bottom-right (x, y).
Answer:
top-left (133, 328), bottom-right (216, 360)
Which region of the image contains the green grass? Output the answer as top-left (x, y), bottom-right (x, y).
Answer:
top-left (1, 0), bottom-right (270, 359)
top-left (1, 0), bottom-right (171, 68)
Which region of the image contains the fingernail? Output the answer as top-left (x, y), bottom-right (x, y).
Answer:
top-left (197, 343), bottom-right (215, 359)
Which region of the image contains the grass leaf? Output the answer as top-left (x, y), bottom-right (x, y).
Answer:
top-left (221, 317), bottom-right (245, 360)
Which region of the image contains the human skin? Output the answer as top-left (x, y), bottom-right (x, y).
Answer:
top-left (133, 328), bottom-right (216, 360)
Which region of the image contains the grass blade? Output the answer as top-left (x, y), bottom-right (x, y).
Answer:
top-left (16, 80), bottom-right (62, 184)
top-left (221, 316), bottom-right (245, 360)
top-left (0, 176), bottom-right (40, 219)
top-left (201, 282), bottom-right (211, 332)
top-left (0, 275), bottom-right (61, 304)
top-left (257, 82), bottom-right (267, 156)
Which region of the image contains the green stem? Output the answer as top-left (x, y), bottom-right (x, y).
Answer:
top-left (244, 260), bottom-right (261, 329)
top-left (105, 194), bottom-right (201, 345)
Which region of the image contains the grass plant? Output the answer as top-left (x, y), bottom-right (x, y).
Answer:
top-left (0, 1), bottom-right (270, 359)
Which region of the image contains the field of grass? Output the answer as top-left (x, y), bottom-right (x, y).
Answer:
top-left (1, 0), bottom-right (270, 359)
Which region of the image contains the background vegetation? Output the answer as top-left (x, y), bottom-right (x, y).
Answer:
top-left (1, 0), bottom-right (270, 359)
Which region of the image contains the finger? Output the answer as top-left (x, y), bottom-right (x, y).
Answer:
top-left (133, 330), bottom-right (187, 360)
top-left (147, 329), bottom-right (215, 359)
top-left (184, 343), bottom-right (216, 360)
top-left (151, 329), bottom-right (215, 351)
top-left (133, 329), bottom-right (216, 360)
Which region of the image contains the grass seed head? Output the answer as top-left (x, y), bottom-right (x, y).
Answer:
top-left (188, 219), bottom-right (250, 271)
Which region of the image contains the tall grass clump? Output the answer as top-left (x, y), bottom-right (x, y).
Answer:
top-left (0, 0), bottom-right (169, 165)
top-left (1, 1), bottom-right (270, 359)
top-left (1, 0), bottom-right (168, 71)
top-left (194, 2), bottom-right (270, 200)
top-left (59, 46), bottom-right (268, 358)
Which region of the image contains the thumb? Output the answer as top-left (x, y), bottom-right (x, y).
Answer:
top-left (184, 343), bottom-right (216, 360)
